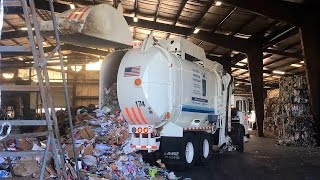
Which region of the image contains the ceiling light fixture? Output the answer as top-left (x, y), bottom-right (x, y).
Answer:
top-left (2, 73), bottom-right (14, 79)
top-left (215, 1), bottom-right (222, 6)
top-left (70, 3), bottom-right (75, 9)
top-left (20, 27), bottom-right (34, 31)
top-left (133, 16), bottom-right (138, 22)
top-left (290, 64), bottom-right (302, 67)
top-left (235, 62), bottom-right (246, 66)
top-left (240, 58), bottom-right (248, 63)
top-left (18, 57), bottom-right (23, 61)
top-left (193, 28), bottom-right (200, 34)
top-left (272, 70), bottom-right (285, 75)
top-left (235, 83), bottom-right (239, 86)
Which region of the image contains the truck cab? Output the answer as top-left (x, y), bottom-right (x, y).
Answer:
top-left (232, 96), bottom-right (251, 139)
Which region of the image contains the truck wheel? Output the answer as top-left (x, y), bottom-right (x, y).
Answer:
top-left (198, 133), bottom-right (212, 165)
top-left (162, 133), bottom-right (196, 171)
top-left (230, 123), bottom-right (244, 152)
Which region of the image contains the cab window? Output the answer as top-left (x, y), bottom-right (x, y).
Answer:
top-left (236, 100), bottom-right (242, 111)
top-left (243, 100), bottom-right (247, 112)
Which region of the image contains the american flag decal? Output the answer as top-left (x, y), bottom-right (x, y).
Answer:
top-left (124, 66), bottom-right (141, 77)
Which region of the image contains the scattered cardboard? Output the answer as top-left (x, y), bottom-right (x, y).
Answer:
top-left (13, 160), bottom-right (40, 177)
top-left (65, 144), bottom-right (83, 158)
top-left (78, 127), bottom-right (95, 140)
top-left (83, 144), bottom-right (94, 156)
top-left (15, 139), bottom-right (32, 150)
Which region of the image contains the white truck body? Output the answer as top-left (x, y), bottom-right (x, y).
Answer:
top-left (100, 36), bottom-right (235, 151)
top-left (43, 4), bottom-right (245, 170)
top-left (99, 36), bottom-right (245, 169)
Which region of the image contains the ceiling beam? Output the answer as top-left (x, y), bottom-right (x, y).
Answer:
top-left (125, 17), bottom-right (251, 52)
top-left (230, 15), bottom-right (257, 36)
top-left (33, 0), bottom-right (69, 13)
top-left (220, 0), bottom-right (304, 26)
top-left (234, 78), bottom-right (279, 88)
top-left (232, 64), bottom-right (285, 76)
top-left (173, 0), bottom-right (188, 25)
top-left (166, 0), bottom-right (188, 38)
top-left (194, 0), bottom-right (214, 29)
top-left (263, 56), bottom-right (288, 67)
top-left (1, 30), bottom-right (28, 39)
top-left (263, 26), bottom-right (299, 48)
top-left (252, 20), bottom-right (279, 38)
top-left (270, 59), bottom-right (302, 70)
top-left (264, 49), bottom-right (303, 59)
top-left (211, 7), bottom-right (237, 32)
top-left (1, 44), bottom-right (109, 58)
top-left (154, 0), bottom-right (161, 22)
top-left (0, 59), bottom-right (93, 69)
top-left (263, 42), bottom-right (303, 67)
top-left (61, 44), bottom-right (109, 56)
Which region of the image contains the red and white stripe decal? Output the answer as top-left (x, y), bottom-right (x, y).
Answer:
top-left (125, 107), bottom-right (136, 124)
top-left (131, 107), bottom-right (142, 124)
top-left (183, 126), bottom-right (212, 131)
top-left (137, 107), bottom-right (148, 124)
top-left (67, 6), bottom-right (91, 22)
top-left (132, 145), bottom-right (158, 149)
top-left (125, 107), bottom-right (149, 125)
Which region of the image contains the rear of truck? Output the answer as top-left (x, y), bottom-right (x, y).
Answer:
top-left (117, 46), bottom-right (177, 152)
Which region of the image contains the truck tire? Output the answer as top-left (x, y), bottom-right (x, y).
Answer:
top-left (230, 123), bottom-right (244, 152)
top-left (198, 132), bottom-right (212, 165)
top-left (161, 133), bottom-right (196, 171)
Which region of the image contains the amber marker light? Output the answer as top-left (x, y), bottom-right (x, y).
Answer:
top-left (134, 78), bottom-right (142, 86)
top-left (165, 112), bottom-right (171, 120)
top-left (143, 127), bottom-right (149, 133)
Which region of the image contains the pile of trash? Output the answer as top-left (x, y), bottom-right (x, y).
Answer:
top-left (0, 82), bottom-right (180, 179)
top-left (264, 75), bottom-right (316, 146)
top-left (0, 137), bottom-right (54, 178)
top-left (0, 109), bottom-right (179, 179)
top-left (62, 109), bottom-right (178, 179)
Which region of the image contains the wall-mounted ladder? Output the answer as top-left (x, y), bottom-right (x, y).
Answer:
top-left (0, 0), bottom-right (79, 179)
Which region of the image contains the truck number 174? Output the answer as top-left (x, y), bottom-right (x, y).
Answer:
top-left (135, 101), bottom-right (145, 107)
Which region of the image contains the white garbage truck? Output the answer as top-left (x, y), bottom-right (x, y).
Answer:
top-left (100, 36), bottom-right (245, 170)
top-left (40, 3), bottom-right (245, 171)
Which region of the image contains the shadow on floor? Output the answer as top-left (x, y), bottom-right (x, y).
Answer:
top-left (176, 131), bottom-right (320, 180)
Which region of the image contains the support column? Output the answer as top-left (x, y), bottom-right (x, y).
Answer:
top-left (218, 56), bottom-right (232, 74)
top-left (246, 43), bottom-right (264, 137)
top-left (300, 10), bottom-right (320, 145)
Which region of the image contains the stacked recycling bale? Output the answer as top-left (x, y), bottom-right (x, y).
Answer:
top-left (264, 75), bottom-right (316, 146)
top-left (264, 96), bottom-right (280, 138)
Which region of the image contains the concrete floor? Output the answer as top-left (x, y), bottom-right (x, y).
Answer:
top-left (176, 131), bottom-right (320, 180)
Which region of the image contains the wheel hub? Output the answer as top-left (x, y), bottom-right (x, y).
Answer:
top-left (185, 142), bottom-right (194, 164)
top-left (203, 139), bottom-right (209, 158)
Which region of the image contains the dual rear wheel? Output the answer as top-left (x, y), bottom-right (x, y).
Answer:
top-left (162, 132), bottom-right (212, 171)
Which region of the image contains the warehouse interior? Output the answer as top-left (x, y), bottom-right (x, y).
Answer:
top-left (0, 0), bottom-right (320, 179)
